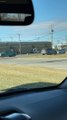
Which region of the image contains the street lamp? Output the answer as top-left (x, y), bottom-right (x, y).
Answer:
top-left (18, 34), bottom-right (22, 55)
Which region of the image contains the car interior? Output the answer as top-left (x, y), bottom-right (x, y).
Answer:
top-left (0, 0), bottom-right (67, 120)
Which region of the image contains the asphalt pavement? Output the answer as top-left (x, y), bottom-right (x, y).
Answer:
top-left (0, 57), bottom-right (67, 70)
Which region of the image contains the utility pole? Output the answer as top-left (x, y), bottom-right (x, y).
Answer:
top-left (0, 38), bottom-right (2, 42)
top-left (18, 34), bottom-right (22, 55)
top-left (65, 36), bottom-right (67, 44)
top-left (10, 37), bottom-right (13, 42)
top-left (57, 40), bottom-right (60, 44)
top-left (50, 24), bottom-right (54, 48)
top-left (10, 37), bottom-right (13, 50)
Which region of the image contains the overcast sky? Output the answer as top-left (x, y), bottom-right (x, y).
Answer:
top-left (0, 0), bottom-right (67, 45)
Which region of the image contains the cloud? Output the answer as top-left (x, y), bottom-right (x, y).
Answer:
top-left (0, 21), bottom-right (67, 39)
top-left (13, 21), bottom-right (67, 33)
top-left (13, 21), bottom-right (55, 31)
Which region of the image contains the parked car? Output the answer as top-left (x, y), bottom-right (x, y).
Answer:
top-left (0, 50), bottom-right (16, 57)
top-left (57, 49), bottom-right (65, 54)
top-left (46, 49), bottom-right (57, 55)
top-left (41, 49), bottom-right (46, 55)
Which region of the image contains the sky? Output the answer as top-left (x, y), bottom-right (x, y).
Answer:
top-left (0, 0), bottom-right (67, 45)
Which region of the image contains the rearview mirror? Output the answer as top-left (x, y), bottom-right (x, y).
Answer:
top-left (0, 0), bottom-right (34, 25)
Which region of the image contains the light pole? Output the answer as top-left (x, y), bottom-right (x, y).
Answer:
top-left (18, 34), bottom-right (22, 55)
top-left (65, 36), bottom-right (67, 44)
top-left (50, 25), bottom-right (54, 48)
top-left (51, 25), bottom-right (54, 44)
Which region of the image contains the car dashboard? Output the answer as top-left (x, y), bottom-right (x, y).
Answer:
top-left (0, 88), bottom-right (67, 120)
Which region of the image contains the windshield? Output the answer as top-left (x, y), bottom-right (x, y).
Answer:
top-left (0, 0), bottom-right (67, 92)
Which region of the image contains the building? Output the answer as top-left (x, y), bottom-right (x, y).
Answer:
top-left (57, 43), bottom-right (67, 51)
top-left (0, 41), bottom-right (52, 54)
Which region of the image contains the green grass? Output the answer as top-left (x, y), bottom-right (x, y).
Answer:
top-left (0, 64), bottom-right (67, 91)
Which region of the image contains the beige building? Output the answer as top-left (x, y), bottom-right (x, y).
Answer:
top-left (0, 41), bottom-right (52, 54)
top-left (57, 44), bottom-right (67, 50)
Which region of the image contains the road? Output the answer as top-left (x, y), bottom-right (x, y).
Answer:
top-left (0, 57), bottom-right (67, 70)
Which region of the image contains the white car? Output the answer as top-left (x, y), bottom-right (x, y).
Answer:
top-left (41, 49), bottom-right (46, 55)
